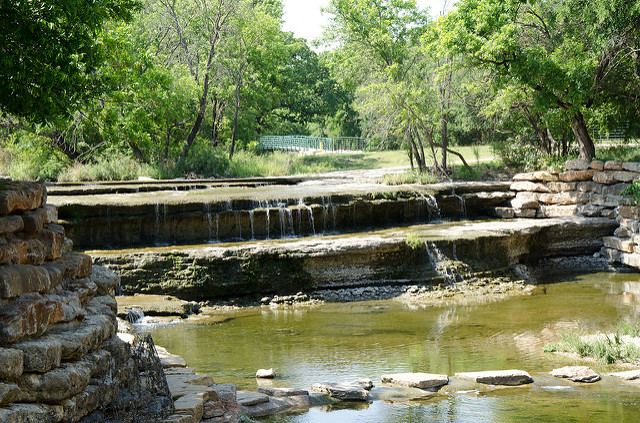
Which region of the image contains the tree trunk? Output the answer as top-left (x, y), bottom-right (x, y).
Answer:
top-left (228, 65), bottom-right (246, 161)
top-left (570, 111), bottom-right (596, 161)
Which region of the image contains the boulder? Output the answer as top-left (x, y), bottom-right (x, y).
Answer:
top-left (0, 403), bottom-right (64, 423)
top-left (210, 383), bottom-right (237, 402)
top-left (613, 171), bottom-right (637, 183)
top-left (590, 160), bottom-right (605, 171)
top-left (21, 208), bottom-right (48, 233)
top-left (242, 395), bottom-right (311, 418)
top-left (12, 337), bottom-right (63, 373)
top-left (202, 399), bottom-right (242, 422)
top-left (0, 296), bottom-right (62, 345)
top-left (310, 382), bottom-right (369, 401)
top-left (547, 182), bottom-right (577, 193)
top-left (380, 373), bottom-right (449, 390)
top-left (0, 181), bottom-right (46, 216)
top-left (59, 253), bottom-right (92, 279)
top-left (256, 368), bottom-right (276, 379)
top-left (622, 162), bottom-right (640, 173)
top-left (511, 198), bottom-right (539, 210)
top-left (455, 370), bottom-right (533, 386)
top-left (551, 366), bottom-right (600, 383)
top-left (88, 265), bottom-right (119, 296)
top-left (173, 391), bottom-right (205, 422)
top-left (533, 171), bottom-right (559, 182)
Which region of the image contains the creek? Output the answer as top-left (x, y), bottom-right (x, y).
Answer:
top-left (147, 272), bottom-right (640, 422)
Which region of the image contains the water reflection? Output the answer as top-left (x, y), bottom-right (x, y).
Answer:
top-left (148, 272), bottom-right (640, 422)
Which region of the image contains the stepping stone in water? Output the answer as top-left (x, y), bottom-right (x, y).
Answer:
top-left (455, 370), bottom-right (533, 386)
top-left (551, 366), bottom-right (601, 383)
top-left (236, 391), bottom-right (269, 406)
top-left (609, 369), bottom-right (640, 381)
top-left (256, 368), bottom-right (276, 378)
top-left (381, 373), bottom-right (449, 390)
top-left (257, 387), bottom-right (309, 397)
top-left (310, 382), bottom-right (370, 401)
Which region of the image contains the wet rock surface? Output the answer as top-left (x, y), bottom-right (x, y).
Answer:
top-left (455, 370), bottom-right (534, 386)
top-left (551, 366), bottom-right (601, 383)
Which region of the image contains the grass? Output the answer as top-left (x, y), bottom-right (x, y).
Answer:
top-left (543, 321), bottom-right (640, 364)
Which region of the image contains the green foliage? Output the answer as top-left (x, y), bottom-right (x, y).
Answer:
top-left (491, 140), bottom-right (573, 172)
top-left (383, 170), bottom-right (438, 185)
top-left (0, 132), bottom-right (69, 180)
top-left (57, 151), bottom-right (159, 182)
top-left (622, 182), bottom-right (640, 207)
top-left (405, 232), bottom-right (422, 250)
top-left (0, 0), bottom-right (141, 122)
top-left (544, 329), bottom-right (640, 364)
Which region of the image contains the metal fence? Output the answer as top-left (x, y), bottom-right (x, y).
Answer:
top-left (258, 135), bottom-right (369, 153)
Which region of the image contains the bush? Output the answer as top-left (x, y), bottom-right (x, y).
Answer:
top-left (0, 132), bottom-right (69, 180)
top-left (383, 170), bottom-right (438, 185)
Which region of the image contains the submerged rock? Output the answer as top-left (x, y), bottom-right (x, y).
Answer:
top-left (455, 370), bottom-right (533, 386)
top-left (551, 366), bottom-right (601, 383)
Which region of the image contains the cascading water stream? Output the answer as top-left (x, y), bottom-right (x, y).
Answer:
top-left (451, 189), bottom-right (467, 218)
top-left (425, 242), bottom-right (464, 285)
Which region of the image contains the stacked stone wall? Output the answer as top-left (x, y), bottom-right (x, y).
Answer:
top-left (502, 159), bottom-right (640, 270)
top-left (0, 181), bottom-right (136, 422)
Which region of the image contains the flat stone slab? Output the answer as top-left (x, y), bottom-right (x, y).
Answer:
top-left (381, 373), bottom-right (449, 389)
top-left (211, 383), bottom-right (237, 401)
top-left (156, 346), bottom-right (187, 368)
top-left (551, 366), bottom-right (601, 383)
top-left (455, 370), bottom-right (533, 386)
top-left (310, 382), bottom-right (369, 401)
top-left (257, 387), bottom-right (309, 397)
top-left (243, 395), bottom-right (311, 418)
top-left (236, 391), bottom-right (269, 406)
top-left (609, 369), bottom-right (640, 381)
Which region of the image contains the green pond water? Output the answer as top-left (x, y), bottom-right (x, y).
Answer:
top-left (147, 272), bottom-right (640, 422)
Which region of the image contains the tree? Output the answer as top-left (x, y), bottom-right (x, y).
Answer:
top-left (434, 0), bottom-right (640, 161)
top-left (0, 0), bottom-right (141, 123)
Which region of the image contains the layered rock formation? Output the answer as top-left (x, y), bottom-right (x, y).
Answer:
top-left (0, 181), bottom-right (138, 422)
top-left (504, 159), bottom-right (640, 271)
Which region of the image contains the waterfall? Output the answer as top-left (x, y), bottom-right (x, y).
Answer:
top-left (322, 197), bottom-right (329, 233)
top-left (264, 201), bottom-right (270, 239)
top-left (204, 203), bottom-right (214, 241)
top-left (249, 210), bottom-right (255, 240)
top-left (126, 309), bottom-right (145, 324)
top-left (234, 211), bottom-right (242, 240)
top-left (419, 194), bottom-right (441, 221)
top-left (299, 199), bottom-right (316, 235)
top-left (154, 203), bottom-right (160, 245)
top-left (425, 242), bottom-right (463, 285)
top-left (451, 190), bottom-right (467, 218)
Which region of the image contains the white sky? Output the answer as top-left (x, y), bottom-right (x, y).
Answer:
top-left (282, 0), bottom-right (451, 43)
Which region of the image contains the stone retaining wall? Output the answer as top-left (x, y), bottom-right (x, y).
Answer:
top-left (504, 159), bottom-right (640, 270)
top-left (0, 181), bottom-right (137, 422)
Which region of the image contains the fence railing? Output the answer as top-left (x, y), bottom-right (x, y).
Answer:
top-left (257, 135), bottom-right (369, 153)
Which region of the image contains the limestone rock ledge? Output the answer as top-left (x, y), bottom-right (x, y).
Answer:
top-left (0, 181), bottom-right (139, 422)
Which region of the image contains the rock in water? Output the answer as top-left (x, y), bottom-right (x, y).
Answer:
top-left (455, 370), bottom-right (533, 386)
top-left (310, 382), bottom-right (369, 401)
top-left (256, 368), bottom-right (276, 378)
top-left (381, 373), bottom-right (449, 390)
top-left (551, 366), bottom-right (600, 383)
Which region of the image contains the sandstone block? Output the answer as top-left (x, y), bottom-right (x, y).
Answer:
top-left (0, 382), bottom-right (21, 406)
top-left (533, 171), bottom-right (559, 182)
top-left (618, 206), bottom-right (640, 220)
top-left (0, 241), bottom-right (17, 265)
top-left (511, 198), bottom-right (539, 210)
top-left (602, 183), bottom-right (629, 196)
top-left (551, 366), bottom-right (600, 383)
top-left (623, 162), bottom-right (640, 173)
top-left (64, 279), bottom-right (98, 304)
top-left (590, 160), bottom-right (605, 171)
top-left (53, 315), bottom-right (115, 361)
top-left (539, 205), bottom-right (579, 218)
top-left (0, 264), bottom-right (52, 299)
top-left (5, 237), bottom-right (46, 265)
top-left (44, 204), bottom-right (58, 224)
top-left (0, 296), bottom-right (63, 344)
top-left (0, 181), bottom-right (46, 216)
top-left (513, 172), bottom-right (536, 181)
top-left (559, 170), bottom-right (595, 182)
top-left (62, 239), bottom-right (73, 255)
top-left (84, 295), bottom-right (117, 317)
top-left (593, 172), bottom-right (617, 185)
top-left (604, 161), bottom-right (623, 171)
top-left (620, 252), bottom-right (640, 269)
top-left (600, 208), bottom-right (615, 219)
top-left (12, 337), bottom-right (62, 373)
top-left (173, 392), bottom-right (205, 422)
top-left (609, 369), bottom-right (640, 380)
top-left (566, 158), bottom-right (591, 170)
top-left (493, 207), bottom-right (515, 219)
top-left (614, 227), bottom-right (631, 238)
top-left (576, 182), bottom-right (599, 193)
top-left (210, 383), bottom-right (237, 402)
top-left (21, 207), bottom-right (48, 233)
top-left (547, 182), bottom-right (577, 192)
top-left (21, 226), bottom-right (65, 261)
top-left (88, 265), bottom-right (120, 296)
top-left (381, 373), bottom-right (449, 389)
top-left (0, 403), bottom-right (64, 423)
top-left (455, 370), bottom-right (533, 386)
top-left (60, 253), bottom-right (92, 279)
top-left (0, 348), bottom-right (24, 381)
top-left (156, 346), bottom-right (188, 368)
top-left (510, 181), bottom-right (550, 193)
top-left (577, 205), bottom-right (605, 217)
top-left (42, 262), bottom-right (66, 287)
top-left (0, 216), bottom-right (23, 235)
top-left (514, 209), bottom-right (537, 218)
top-left (613, 171), bottom-right (637, 183)
top-left (603, 236), bottom-right (636, 253)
